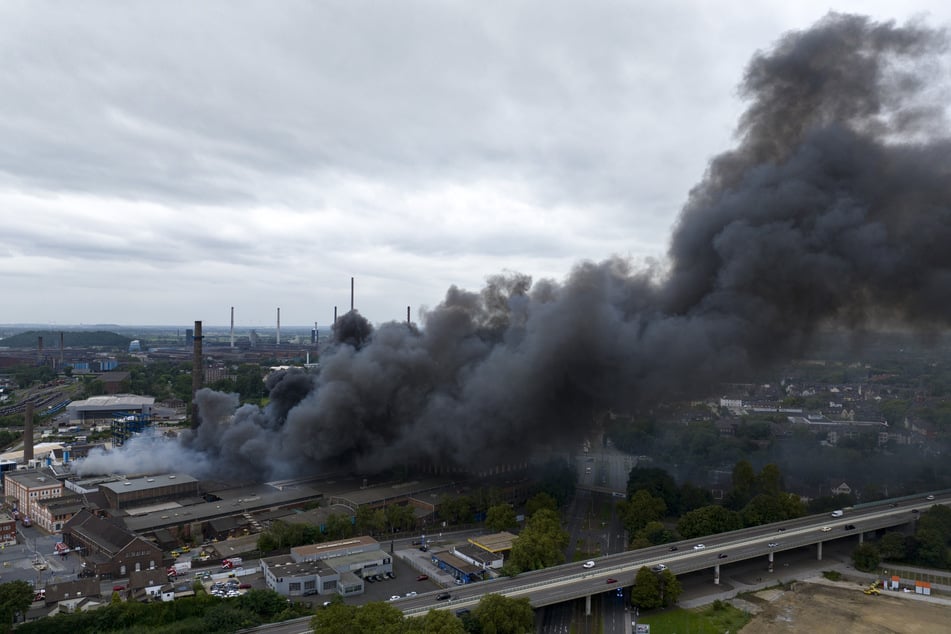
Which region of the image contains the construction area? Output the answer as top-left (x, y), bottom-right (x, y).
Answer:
top-left (736, 577), bottom-right (951, 633)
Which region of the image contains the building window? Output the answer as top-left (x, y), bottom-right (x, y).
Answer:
top-left (289, 582), bottom-right (301, 591)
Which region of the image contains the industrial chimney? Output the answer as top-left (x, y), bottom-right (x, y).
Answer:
top-left (23, 402), bottom-right (34, 463)
top-left (407, 305), bottom-right (411, 325)
top-left (60, 331), bottom-right (64, 365)
top-left (277, 307), bottom-right (281, 345)
top-left (351, 277), bottom-right (354, 312)
top-left (191, 320), bottom-right (204, 429)
top-left (230, 306), bottom-right (235, 349)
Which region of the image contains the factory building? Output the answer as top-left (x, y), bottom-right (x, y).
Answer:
top-left (99, 474), bottom-right (199, 510)
top-left (4, 469), bottom-right (65, 526)
top-left (0, 512), bottom-right (16, 546)
top-left (66, 395), bottom-right (154, 425)
top-left (62, 509), bottom-right (164, 579)
top-left (261, 536), bottom-right (391, 598)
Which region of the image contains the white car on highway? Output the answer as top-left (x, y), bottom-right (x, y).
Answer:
top-left (583, 560), bottom-right (595, 568)
top-left (693, 544), bottom-right (706, 550)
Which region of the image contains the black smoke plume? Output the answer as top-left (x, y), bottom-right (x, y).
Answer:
top-left (78, 14), bottom-right (951, 481)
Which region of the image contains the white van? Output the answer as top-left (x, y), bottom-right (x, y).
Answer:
top-left (831, 510), bottom-right (844, 518)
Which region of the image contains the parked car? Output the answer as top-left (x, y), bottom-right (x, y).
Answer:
top-left (389, 595), bottom-right (401, 601)
top-left (405, 591), bottom-right (417, 597)
top-left (112, 585), bottom-right (125, 592)
top-left (416, 574), bottom-right (429, 581)
top-left (238, 583), bottom-right (252, 589)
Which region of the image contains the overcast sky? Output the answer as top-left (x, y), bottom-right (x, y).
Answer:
top-left (2, 1), bottom-right (949, 329)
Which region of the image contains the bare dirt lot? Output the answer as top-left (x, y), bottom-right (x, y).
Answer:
top-left (739, 580), bottom-right (951, 633)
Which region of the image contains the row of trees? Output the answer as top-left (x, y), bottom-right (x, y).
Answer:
top-left (9, 587), bottom-right (307, 634)
top-left (311, 593), bottom-right (534, 634)
top-left (853, 504), bottom-right (951, 572)
top-left (619, 462), bottom-right (806, 546)
top-left (257, 502), bottom-right (420, 551)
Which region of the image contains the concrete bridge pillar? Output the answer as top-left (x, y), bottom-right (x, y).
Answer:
top-left (859, 532), bottom-right (864, 544)
top-left (817, 541), bottom-right (823, 561)
top-left (585, 594), bottom-right (591, 616)
top-left (714, 563), bottom-right (720, 585)
top-left (768, 550), bottom-right (774, 572)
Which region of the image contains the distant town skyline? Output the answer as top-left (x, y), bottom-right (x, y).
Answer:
top-left (3, 3), bottom-right (950, 327)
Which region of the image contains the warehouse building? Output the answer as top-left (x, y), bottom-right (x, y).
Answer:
top-left (99, 474), bottom-right (199, 510)
top-left (66, 395), bottom-right (154, 425)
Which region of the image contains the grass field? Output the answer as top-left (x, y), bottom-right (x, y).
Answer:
top-left (637, 601), bottom-right (750, 633)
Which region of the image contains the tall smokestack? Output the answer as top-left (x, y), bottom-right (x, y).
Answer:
top-left (191, 320), bottom-right (203, 429)
top-left (60, 331), bottom-right (64, 365)
top-left (334, 306), bottom-right (337, 324)
top-left (230, 306), bottom-right (235, 349)
top-left (277, 307), bottom-right (281, 345)
top-left (407, 306), bottom-right (411, 325)
top-left (351, 277), bottom-right (354, 312)
top-left (23, 402), bottom-right (34, 463)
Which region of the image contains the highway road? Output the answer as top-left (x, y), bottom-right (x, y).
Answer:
top-left (395, 492), bottom-right (947, 616)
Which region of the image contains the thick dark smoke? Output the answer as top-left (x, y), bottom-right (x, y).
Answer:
top-left (332, 310), bottom-right (374, 348)
top-left (78, 14), bottom-right (951, 481)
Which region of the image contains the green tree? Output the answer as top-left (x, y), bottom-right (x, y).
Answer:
top-left (439, 496), bottom-right (473, 525)
top-left (658, 569), bottom-right (682, 607)
top-left (385, 504), bottom-right (416, 534)
top-left (626, 467), bottom-right (679, 514)
top-left (473, 593), bottom-right (534, 634)
top-left (525, 492), bottom-right (558, 517)
top-left (355, 505), bottom-right (386, 536)
top-left (914, 528), bottom-right (949, 568)
top-left (852, 543), bottom-right (880, 572)
top-left (756, 464), bottom-right (783, 495)
top-left (617, 490), bottom-right (666, 534)
top-left (676, 505), bottom-right (742, 539)
top-left (724, 460), bottom-right (756, 510)
top-left (508, 508), bottom-right (569, 572)
top-left (637, 520), bottom-right (676, 546)
top-left (878, 531), bottom-right (907, 561)
top-left (311, 601), bottom-right (405, 634)
top-left (325, 513), bottom-right (355, 540)
top-left (0, 580), bottom-right (33, 633)
top-left (678, 482), bottom-right (713, 513)
top-left (404, 608), bottom-right (466, 633)
top-left (485, 503), bottom-right (517, 532)
top-left (631, 566), bottom-right (663, 610)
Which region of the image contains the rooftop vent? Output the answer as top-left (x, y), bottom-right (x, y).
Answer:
top-left (168, 475), bottom-right (176, 479)
top-left (146, 478), bottom-right (154, 482)
top-left (123, 482), bottom-right (131, 486)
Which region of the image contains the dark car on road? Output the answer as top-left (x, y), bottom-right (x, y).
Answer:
top-left (436, 592), bottom-right (451, 600)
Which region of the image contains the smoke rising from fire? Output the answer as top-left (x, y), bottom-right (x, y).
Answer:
top-left (77, 14), bottom-right (951, 481)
